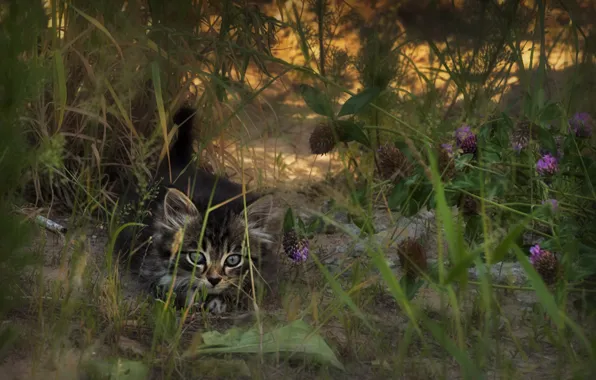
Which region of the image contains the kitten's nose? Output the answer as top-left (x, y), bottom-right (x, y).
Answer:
top-left (207, 276), bottom-right (222, 286)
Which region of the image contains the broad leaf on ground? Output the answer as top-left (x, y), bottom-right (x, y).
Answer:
top-left (185, 319), bottom-right (344, 370)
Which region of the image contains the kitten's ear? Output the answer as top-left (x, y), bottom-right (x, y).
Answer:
top-left (163, 187), bottom-right (200, 228)
top-left (243, 195), bottom-right (282, 246)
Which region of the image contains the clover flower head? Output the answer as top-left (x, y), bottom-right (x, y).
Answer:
top-left (536, 154), bottom-right (558, 176)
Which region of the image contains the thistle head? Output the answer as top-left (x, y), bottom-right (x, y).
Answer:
top-left (569, 112), bottom-right (593, 138)
top-left (282, 230), bottom-right (309, 263)
top-left (455, 125), bottom-right (477, 155)
top-left (536, 154), bottom-right (558, 176)
top-left (542, 199), bottom-right (558, 212)
top-left (309, 122), bottom-right (337, 155)
top-left (528, 244), bottom-right (560, 285)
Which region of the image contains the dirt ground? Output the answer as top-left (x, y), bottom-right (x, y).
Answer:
top-left (2, 2), bottom-right (596, 378)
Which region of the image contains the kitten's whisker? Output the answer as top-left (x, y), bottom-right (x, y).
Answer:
top-left (114, 106), bottom-right (281, 314)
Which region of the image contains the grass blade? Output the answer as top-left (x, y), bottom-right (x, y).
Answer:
top-left (151, 62), bottom-right (170, 181)
top-left (310, 252), bottom-right (373, 331)
top-left (426, 146), bottom-right (466, 271)
top-left (53, 50), bottom-right (67, 131)
top-left (69, 4), bottom-right (123, 58)
top-left (423, 317), bottom-right (485, 380)
top-left (512, 245), bottom-right (563, 329)
top-left (105, 80), bottom-right (138, 138)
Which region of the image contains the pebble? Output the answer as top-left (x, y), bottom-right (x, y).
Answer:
top-left (468, 262), bottom-right (529, 285)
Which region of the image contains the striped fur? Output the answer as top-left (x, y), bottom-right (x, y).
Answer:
top-left (114, 107), bottom-right (281, 312)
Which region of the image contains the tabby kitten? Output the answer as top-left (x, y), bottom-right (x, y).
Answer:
top-left (115, 107), bottom-right (281, 313)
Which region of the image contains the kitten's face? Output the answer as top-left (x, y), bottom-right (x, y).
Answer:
top-left (149, 187), bottom-right (280, 304)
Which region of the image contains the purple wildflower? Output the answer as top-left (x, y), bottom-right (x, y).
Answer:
top-left (455, 125), bottom-right (477, 155)
top-left (512, 142), bottom-right (523, 153)
top-left (542, 199), bottom-right (558, 212)
top-left (441, 143), bottom-right (453, 154)
top-left (569, 112), bottom-right (593, 138)
top-left (528, 244), bottom-right (560, 284)
top-left (536, 154), bottom-right (558, 176)
top-left (283, 231), bottom-right (309, 263)
top-left (529, 244), bottom-right (544, 265)
top-left (455, 125), bottom-right (473, 142)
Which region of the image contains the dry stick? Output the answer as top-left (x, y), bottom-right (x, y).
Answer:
top-left (34, 215), bottom-right (68, 235)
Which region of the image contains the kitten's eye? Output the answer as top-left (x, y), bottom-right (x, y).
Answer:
top-left (186, 251), bottom-right (206, 267)
top-left (224, 254), bottom-right (242, 267)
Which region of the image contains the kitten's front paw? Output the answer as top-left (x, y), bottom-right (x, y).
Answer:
top-left (205, 297), bottom-right (227, 314)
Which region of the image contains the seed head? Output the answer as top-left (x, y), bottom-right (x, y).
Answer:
top-left (397, 238), bottom-right (427, 280)
top-left (569, 112), bottom-right (593, 138)
top-left (282, 230), bottom-right (309, 263)
top-left (376, 143), bottom-right (413, 181)
top-left (441, 143), bottom-right (453, 155)
top-left (511, 124), bottom-right (531, 153)
top-left (541, 199), bottom-right (558, 212)
top-left (529, 245), bottom-right (560, 285)
top-left (536, 154), bottom-right (558, 176)
top-left (455, 125), bottom-right (477, 155)
top-left (461, 195), bottom-right (479, 216)
top-left (309, 122), bottom-right (337, 155)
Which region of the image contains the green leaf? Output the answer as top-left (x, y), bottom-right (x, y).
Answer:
top-left (482, 150), bottom-right (501, 164)
top-left (464, 214), bottom-right (483, 242)
top-left (536, 127), bottom-right (557, 154)
top-left (455, 154), bottom-right (474, 170)
top-left (399, 276), bottom-right (425, 301)
top-left (299, 84), bottom-right (334, 117)
top-left (539, 102), bottom-right (561, 124)
top-left (306, 216), bottom-right (323, 235)
top-left (297, 215), bottom-right (307, 233)
top-left (443, 247), bottom-right (483, 285)
top-left (337, 87), bottom-right (381, 117)
top-left (491, 213), bottom-right (532, 264)
top-left (401, 198), bottom-right (422, 218)
top-left (188, 319), bottom-right (344, 370)
top-left (403, 183), bottom-right (432, 217)
top-left (450, 171), bottom-right (480, 191)
top-left (291, 3), bottom-right (310, 62)
top-left (335, 120), bottom-right (371, 148)
top-left (388, 181), bottom-right (408, 210)
top-left (426, 147), bottom-right (466, 265)
top-left (283, 207), bottom-right (295, 232)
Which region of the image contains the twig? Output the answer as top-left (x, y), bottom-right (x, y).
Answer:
top-left (34, 215), bottom-right (68, 235)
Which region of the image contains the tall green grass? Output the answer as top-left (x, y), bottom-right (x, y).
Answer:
top-left (0, 0), bottom-right (48, 360)
top-left (3, 0), bottom-right (596, 379)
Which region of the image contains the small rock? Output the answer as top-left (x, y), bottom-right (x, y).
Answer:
top-left (385, 258), bottom-right (397, 269)
top-left (117, 336), bottom-right (145, 357)
top-left (323, 255), bottom-right (340, 265)
top-left (516, 292), bottom-right (538, 306)
top-left (335, 245), bottom-right (347, 254)
top-left (342, 223), bottom-right (361, 236)
top-left (522, 231), bottom-right (546, 247)
top-left (333, 211), bottom-right (350, 224)
top-left (468, 262), bottom-right (528, 285)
